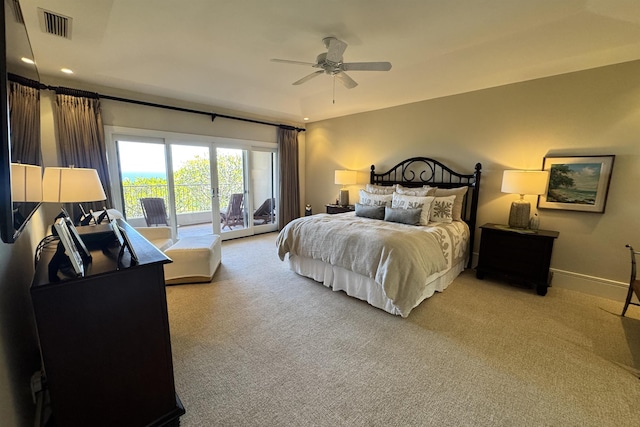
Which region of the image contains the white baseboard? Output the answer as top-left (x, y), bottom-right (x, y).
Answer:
top-left (550, 269), bottom-right (629, 302)
top-left (470, 251), bottom-right (630, 302)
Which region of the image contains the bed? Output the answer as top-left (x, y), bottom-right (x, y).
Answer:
top-left (276, 157), bottom-right (482, 317)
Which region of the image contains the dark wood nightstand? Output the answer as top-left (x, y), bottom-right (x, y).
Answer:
top-left (326, 204), bottom-right (355, 214)
top-left (475, 223), bottom-right (559, 296)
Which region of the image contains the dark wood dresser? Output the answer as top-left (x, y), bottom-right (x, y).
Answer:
top-left (30, 221), bottom-right (184, 426)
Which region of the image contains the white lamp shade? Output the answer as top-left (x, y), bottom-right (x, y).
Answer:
top-left (501, 170), bottom-right (549, 195)
top-left (42, 167), bottom-right (107, 203)
top-left (11, 163), bottom-right (42, 202)
top-left (335, 170), bottom-right (357, 186)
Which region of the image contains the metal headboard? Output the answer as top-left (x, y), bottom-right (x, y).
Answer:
top-left (370, 157), bottom-right (482, 268)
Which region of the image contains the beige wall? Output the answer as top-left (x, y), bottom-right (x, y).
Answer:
top-left (304, 60), bottom-right (640, 298)
top-left (0, 209), bottom-right (48, 425)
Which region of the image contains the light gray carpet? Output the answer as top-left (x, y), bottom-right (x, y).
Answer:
top-left (165, 232), bottom-right (640, 426)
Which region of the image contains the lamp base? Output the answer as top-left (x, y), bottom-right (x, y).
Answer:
top-left (508, 200), bottom-right (530, 228)
top-left (339, 189), bottom-right (349, 206)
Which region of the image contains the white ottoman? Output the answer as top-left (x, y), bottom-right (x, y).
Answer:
top-left (163, 235), bottom-right (221, 285)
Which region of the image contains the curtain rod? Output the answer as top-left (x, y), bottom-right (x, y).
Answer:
top-left (38, 82), bottom-right (306, 132)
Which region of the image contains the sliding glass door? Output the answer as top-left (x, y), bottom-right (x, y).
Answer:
top-left (215, 146), bottom-right (278, 238)
top-left (250, 149), bottom-right (277, 228)
top-left (216, 147), bottom-right (249, 238)
top-left (117, 139), bottom-right (171, 225)
top-left (112, 131), bottom-right (277, 241)
top-left (170, 144), bottom-right (217, 239)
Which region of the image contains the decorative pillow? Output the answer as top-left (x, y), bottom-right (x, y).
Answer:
top-left (384, 207), bottom-right (422, 225)
top-left (365, 183), bottom-right (396, 195)
top-left (359, 190), bottom-right (393, 207)
top-left (430, 195), bottom-right (456, 223)
top-left (395, 184), bottom-right (434, 197)
top-left (391, 193), bottom-right (434, 225)
top-left (355, 203), bottom-right (385, 220)
top-left (433, 187), bottom-right (468, 221)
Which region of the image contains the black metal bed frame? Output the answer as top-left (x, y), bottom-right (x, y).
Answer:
top-left (370, 157), bottom-right (482, 268)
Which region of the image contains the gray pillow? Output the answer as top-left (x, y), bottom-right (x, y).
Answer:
top-left (355, 203), bottom-right (385, 220)
top-left (384, 207), bottom-right (422, 225)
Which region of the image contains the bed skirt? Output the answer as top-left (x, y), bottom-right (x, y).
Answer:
top-left (288, 254), bottom-right (467, 317)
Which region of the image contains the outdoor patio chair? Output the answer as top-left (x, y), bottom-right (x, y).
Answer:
top-left (253, 197), bottom-right (276, 224)
top-left (220, 193), bottom-right (244, 230)
top-left (140, 197), bottom-right (169, 226)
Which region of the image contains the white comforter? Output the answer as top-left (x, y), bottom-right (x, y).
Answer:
top-left (276, 212), bottom-right (468, 315)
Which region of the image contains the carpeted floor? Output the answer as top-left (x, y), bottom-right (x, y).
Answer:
top-left (165, 232), bottom-right (640, 426)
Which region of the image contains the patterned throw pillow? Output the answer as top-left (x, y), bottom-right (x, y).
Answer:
top-left (391, 193), bottom-right (434, 225)
top-left (365, 183), bottom-right (396, 195)
top-left (359, 190), bottom-right (393, 207)
top-left (433, 187), bottom-right (468, 221)
top-left (384, 207), bottom-right (422, 225)
top-left (430, 195), bottom-right (456, 223)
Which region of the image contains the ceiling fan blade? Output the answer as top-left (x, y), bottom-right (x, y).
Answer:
top-left (335, 71), bottom-right (358, 89)
top-left (292, 70), bottom-right (324, 85)
top-left (271, 58), bottom-right (316, 66)
top-left (326, 38), bottom-right (348, 63)
top-left (342, 62), bottom-right (392, 71)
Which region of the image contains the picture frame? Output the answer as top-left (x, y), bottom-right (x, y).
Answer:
top-left (53, 218), bottom-right (85, 277)
top-left (538, 155), bottom-right (615, 213)
top-left (63, 217), bottom-right (92, 262)
top-left (118, 224), bottom-right (138, 264)
top-left (109, 218), bottom-right (125, 246)
top-left (111, 219), bottom-right (138, 266)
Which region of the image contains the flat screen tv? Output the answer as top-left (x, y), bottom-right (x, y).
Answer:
top-left (1, 0), bottom-right (41, 243)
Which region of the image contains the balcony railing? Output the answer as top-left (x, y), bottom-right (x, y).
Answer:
top-left (122, 183), bottom-right (241, 219)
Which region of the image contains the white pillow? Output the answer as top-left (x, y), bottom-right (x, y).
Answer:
top-left (391, 193), bottom-right (434, 225)
top-left (359, 190), bottom-right (393, 207)
top-left (395, 184), bottom-right (434, 197)
top-left (365, 183), bottom-right (396, 195)
top-left (430, 195), bottom-right (456, 223)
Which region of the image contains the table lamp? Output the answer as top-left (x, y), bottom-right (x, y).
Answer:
top-left (335, 170), bottom-right (356, 206)
top-left (11, 163), bottom-right (43, 230)
top-left (42, 166), bottom-right (107, 224)
top-left (501, 170), bottom-right (548, 228)
top-left (11, 163), bottom-right (43, 202)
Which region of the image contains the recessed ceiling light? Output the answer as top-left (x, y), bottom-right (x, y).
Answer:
top-left (61, 68), bottom-right (74, 74)
top-left (303, 117), bottom-right (309, 121)
top-left (21, 57), bottom-right (35, 65)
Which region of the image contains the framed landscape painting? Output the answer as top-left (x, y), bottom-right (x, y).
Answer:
top-left (538, 155), bottom-right (615, 213)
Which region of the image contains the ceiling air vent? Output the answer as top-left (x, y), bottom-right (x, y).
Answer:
top-left (38, 8), bottom-right (72, 39)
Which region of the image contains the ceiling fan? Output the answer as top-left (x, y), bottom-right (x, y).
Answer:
top-left (271, 37), bottom-right (392, 89)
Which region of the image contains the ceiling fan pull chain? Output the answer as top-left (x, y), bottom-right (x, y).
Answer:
top-left (333, 76), bottom-right (336, 104)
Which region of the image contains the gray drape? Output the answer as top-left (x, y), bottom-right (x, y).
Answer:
top-left (9, 81), bottom-right (40, 165)
top-left (277, 127), bottom-right (300, 229)
top-left (54, 92), bottom-right (112, 214)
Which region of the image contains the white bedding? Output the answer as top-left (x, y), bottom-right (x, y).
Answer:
top-left (276, 212), bottom-right (469, 317)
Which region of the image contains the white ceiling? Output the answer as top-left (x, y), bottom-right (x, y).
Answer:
top-left (18, 0), bottom-right (640, 125)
